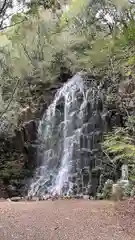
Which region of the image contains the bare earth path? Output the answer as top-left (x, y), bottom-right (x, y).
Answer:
top-left (0, 200), bottom-right (135, 240)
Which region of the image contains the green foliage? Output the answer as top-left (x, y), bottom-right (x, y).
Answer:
top-left (103, 127), bottom-right (135, 162)
top-left (123, 182), bottom-right (133, 197)
top-left (60, 0), bottom-right (89, 26)
top-left (102, 180), bottom-right (113, 199)
top-left (123, 21), bottom-right (135, 44)
top-left (0, 0), bottom-right (134, 129)
top-left (102, 117), bottom-right (135, 180)
top-left (0, 0), bottom-right (135, 130)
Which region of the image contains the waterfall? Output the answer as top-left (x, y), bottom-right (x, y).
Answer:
top-left (28, 73), bottom-right (104, 197)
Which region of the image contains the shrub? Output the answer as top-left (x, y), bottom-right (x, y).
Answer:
top-left (102, 179), bottom-right (114, 200)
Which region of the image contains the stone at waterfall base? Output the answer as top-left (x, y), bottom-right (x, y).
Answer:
top-left (111, 180), bottom-right (129, 201)
top-left (83, 195), bottom-right (89, 200)
top-left (10, 197), bottom-right (22, 202)
top-left (40, 194), bottom-right (51, 201)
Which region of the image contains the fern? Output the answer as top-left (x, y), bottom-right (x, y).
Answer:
top-left (102, 121), bottom-right (135, 179)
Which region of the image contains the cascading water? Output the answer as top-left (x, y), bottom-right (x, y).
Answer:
top-left (28, 73), bottom-right (104, 197)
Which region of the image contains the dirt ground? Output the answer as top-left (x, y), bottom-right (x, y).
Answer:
top-left (0, 199), bottom-right (135, 240)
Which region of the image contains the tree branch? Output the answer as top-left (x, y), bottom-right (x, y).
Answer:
top-left (0, 0), bottom-right (8, 15)
top-left (21, 43), bottom-right (37, 68)
top-left (0, 77), bottom-right (20, 121)
top-left (0, 18), bottom-right (26, 30)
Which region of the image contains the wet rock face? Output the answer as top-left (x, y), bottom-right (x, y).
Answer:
top-left (0, 120), bottom-right (38, 198)
top-left (0, 73), bottom-right (126, 198)
top-left (28, 73), bottom-right (111, 197)
top-left (0, 71), bottom-right (72, 198)
top-left (104, 110), bottom-right (125, 130)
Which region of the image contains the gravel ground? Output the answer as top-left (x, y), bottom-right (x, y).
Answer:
top-left (0, 199), bottom-right (135, 240)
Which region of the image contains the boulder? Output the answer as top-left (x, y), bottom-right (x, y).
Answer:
top-left (10, 197), bottom-right (22, 202)
top-left (83, 195), bottom-right (89, 200)
top-left (52, 194), bottom-right (59, 201)
top-left (7, 198), bottom-right (11, 202)
top-left (43, 194), bottom-right (51, 200)
top-left (111, 183), bottom-right (124, 201)
top-left (31, 197), bottom-right (39, 201)
top-left (102, 179), bottom-right (114, 199)
top-left (78, 193), bottom-right (83, 199)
